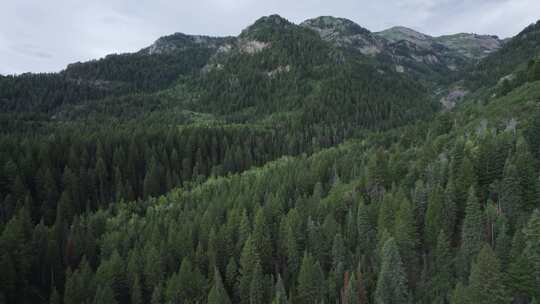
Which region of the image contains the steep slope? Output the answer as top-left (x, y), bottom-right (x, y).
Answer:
top-left (180, 15), bottom-right (435, 131)
top-left (303, 17), bottom-right (501, 85)
top-left (300, 16), bottom-right (384, 55)
top-left (465, 20), bottom-right (540, 89)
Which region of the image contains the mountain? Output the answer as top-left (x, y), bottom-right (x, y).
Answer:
top-left (300, 16), bottom-right (384, 55)
top-left (1, 14), bottom-right (540, 304)
top-left (301, 16), bottom-right (502, 84)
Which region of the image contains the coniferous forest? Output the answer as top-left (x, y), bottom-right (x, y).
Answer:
top-left (1, 14), bottom-right (540, 304)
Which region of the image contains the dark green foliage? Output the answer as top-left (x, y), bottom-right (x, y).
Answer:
top-left (466, 244), bottom-right (509, 304)
top-left (297, 252), bottom-right (325, 304)
top-left (458, 188), bottom-right (485, 280)
top-left (208, 267), bottom-right (232, 304)
top-left (431, 231), bottom-right (453, 304)
top-left (2, 14), bottom-right (540, 304)
top-left (523, 210), bottom-right (540, 299)
top-left (375, 238), bottom-right (409, 304)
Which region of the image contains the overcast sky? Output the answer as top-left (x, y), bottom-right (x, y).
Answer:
top-left (1, 0), bottom-right (539, 75)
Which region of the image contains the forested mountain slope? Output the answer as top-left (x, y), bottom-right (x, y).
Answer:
top-left (1, 14), bottom-right (540, 304)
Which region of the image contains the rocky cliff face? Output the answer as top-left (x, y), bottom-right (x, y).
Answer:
top-left (300, 16), bottom-right (502, 80)
top-left (300, 16), bottom-right (384, 55)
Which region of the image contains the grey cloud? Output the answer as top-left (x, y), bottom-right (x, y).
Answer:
top-left (1, 0), bottom-right (538, 74)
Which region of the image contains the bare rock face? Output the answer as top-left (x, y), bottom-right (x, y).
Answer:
top-left (440, 87), bottom-right (468, 110)
top-left (237, 39), bottom-right (270, 54)
top-left (301, 16), bottom-right (384, 56)
top-left (377, 27), bottom-right (502, 61)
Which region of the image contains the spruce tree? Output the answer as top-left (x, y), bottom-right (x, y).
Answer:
top-left (425, 185), bottom-right (444, 250)
top-left (458, 188), bottom-right (485, 280)
top-left (357, 200), bottom-right (375, 255)
top-left (500, 160), bottom-right (523, 221)
top-left (523, 209), bottom-right (540, 299)
top-left (93, 284), bottom-right (118, 304)
top-left (297, 252), bottom-right (324, 304)
top-left (130, 275), bottom-right (142, 304)
top-left (467, 244), bottom-right (509, 304)
top-left (394, 198), bottom-right (418, 288)
top-left (374, 238), bottom-right (409, 304)
top-left (238, 236), bottom-right (258, 303)
top-left (450, 282), bottom-right (467, 304)
top-left (208, 267), bottom-right (232, 304)
top-left (249, 261), bottom-right (265, 304)
top-left (431, 230), bottom-right (453, 304)
top-left (273, 274), bottom-right (288, 304)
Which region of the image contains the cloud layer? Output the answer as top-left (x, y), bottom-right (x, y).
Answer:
top-left (1, 0), bottom-right (539, 74)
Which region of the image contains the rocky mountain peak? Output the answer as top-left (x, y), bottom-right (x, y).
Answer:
top-left (141, 32), bottom-right (229, 55)
top-left (377, 26), bottom-right (432, 48)
top-left (301, 16), bottom-right (383, 55)
top-left (239, 14), bottom-right (294, 40)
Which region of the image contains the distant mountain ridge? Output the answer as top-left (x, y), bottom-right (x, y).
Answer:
top-left (131, 15), bottom-right (503, 84)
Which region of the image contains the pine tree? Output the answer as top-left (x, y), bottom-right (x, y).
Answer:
top-left (130, 275), bottom-right (143, 304)
top-left (357, 200), bottom-right (375, 255)
top-left (374, 238), bottom-right (409, 304)
top-left (394, 198), bottom-right (418, 288)
top-left (494, 216), bottom-right (511, 268)
top-left (93, 284), bottom-right (118, 304)
top-left (466, 244), bottom-right (509, 304)
top-left (226, 257), bottom-right (238, 293)
top-left (238, 236), bottom-right (258, 304)
top-left (297, 252), bottom-right (324, 304)
top-left (431, 230), bottom-right (453, 304)
top-left (450, 282), bottom-right (467, 304)
top-left (208, 267), bottom-right (232, 304)
top-left (286, 226), bottom-right (300, 284)
top-left (252, 208), bottom-right (272, 272)
top-left (514, 139), bottom-right (537, 212)
top-left (377, 193), bottom-right (396, 242)
top-left (500, 160), bottom-right (522, 221)
top-left (523, 209), bottom-right (540, 299)
top-left (273, 274), bottom-right (288, 304)
top-left (458, 188), bottom-right (485, 280)
top-left (249, 261), bottom-right (265, 304)
top-left (425, 185), bottom-right (444, 250)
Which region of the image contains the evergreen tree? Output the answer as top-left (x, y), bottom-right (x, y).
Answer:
top-left (431, 230), bottom-right (453, 304)
top-left (249, 261), bottom-right (265, 304)
top-left (238, 236), bottom-right (258, 303)
top-left (93, 284), bottom-right (118, 304)
top-left (394, 198), bottom-right (418, 288)
top-left (425, 185), bottom-right (444, 250)
top-left (500, 160), bottom-right (523, 221)
top-left (458, 188), bottom-right (485, 280)
top-left (130, 275), bottom-right (143, 304)
top-left (225, 257), bottom-right (238, 293)
top-left (466, 244), bottom-right (509, 304)
top-left (523, 209), bottom-right (540, 299)
top-left (273, 274), bottom-right (288, 304)
top-left (297, 252), bottom-right (324, 304)
top-left (450, 282), bottom-right (467, 304)
top-left (357, 200), bottom-right (375, 255)
top-left (374, 238), bottom-right (409, 304)
top-left (208, 267), bottom-right (232, 304)
top-left (252, 208), bottom-right (272, 272)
